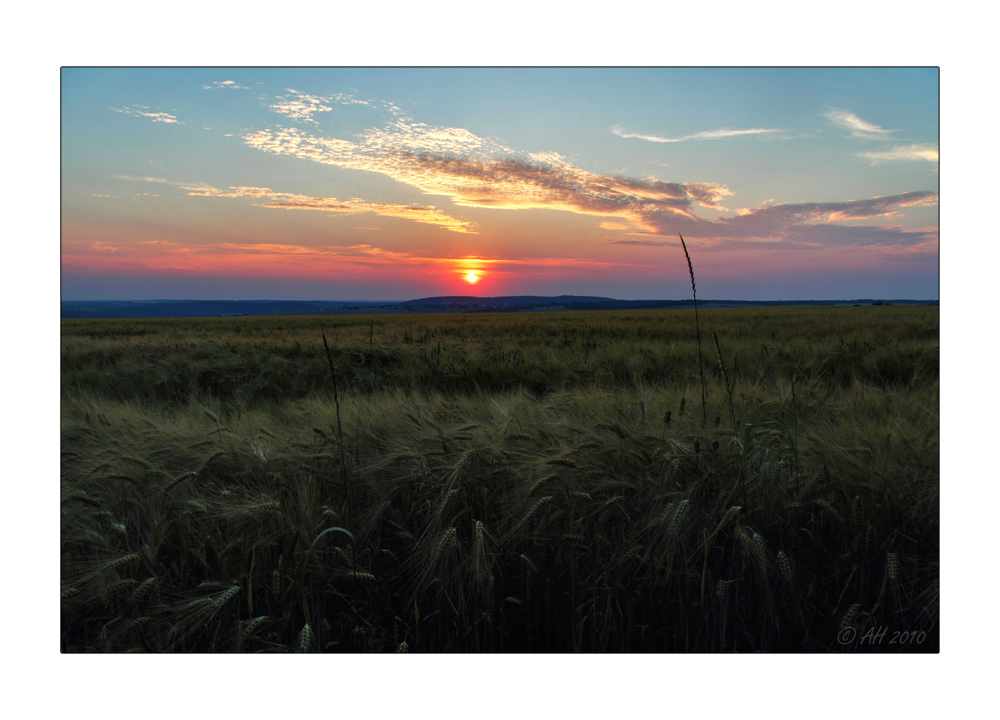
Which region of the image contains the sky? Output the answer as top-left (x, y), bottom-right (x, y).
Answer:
top-left (61, 67), bottom-right (939, 301)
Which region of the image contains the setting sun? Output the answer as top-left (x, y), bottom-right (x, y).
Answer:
top-left (465, 272), bottom-right (479, 284)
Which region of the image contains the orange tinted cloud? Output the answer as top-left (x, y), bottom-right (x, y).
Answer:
top-left (239, 114), bottom-right (937, 251)
top-left (242, 124), bottom-right (716, 231)
top-left (183, 184), bottom-right (476, 233)
top-left (239, 108), bottom-right (936, 254)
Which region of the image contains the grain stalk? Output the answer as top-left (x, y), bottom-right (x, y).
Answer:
top-left (713, 331), bottom-right (738, 434)
top-left (679, 235), bottom-right (707, 425)
top-left (322, 332), bottom-right (351, 525)
top-left (790, 371), bottom-right (800, 495)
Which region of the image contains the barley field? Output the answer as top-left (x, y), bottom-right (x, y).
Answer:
top-left (60, 305), bottom-right (939, 652)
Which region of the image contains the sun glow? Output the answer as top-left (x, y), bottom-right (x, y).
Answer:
top-left (465, 272), bottom-right (479, 283)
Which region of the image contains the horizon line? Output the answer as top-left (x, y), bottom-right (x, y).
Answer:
top-left (62, 295), bottom-right (940, 303)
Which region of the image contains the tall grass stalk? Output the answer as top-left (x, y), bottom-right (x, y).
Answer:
top-left (679, 234), bottom-right (706, 425)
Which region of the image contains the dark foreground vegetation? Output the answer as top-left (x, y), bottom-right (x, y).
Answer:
top-left (61, 305), bottom-right (939, 652)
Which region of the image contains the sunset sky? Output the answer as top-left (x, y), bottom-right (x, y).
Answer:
top-left (61, 67), bottom-right (939, 301)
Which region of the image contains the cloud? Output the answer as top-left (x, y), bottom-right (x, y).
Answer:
top-left (242, 122), bottom-right (722, 231)
top-left (236, 98), bottom-right (935, 252)
top-left (394, 152), bottom-right (697, 221)
top-left (268, 89), bottom-right (334, 123)
top-left (776, 221), bottom-right (936, 248)
top-left (265, 89), bottom-right (392, 124)
top-left (202, 80), bottom-right (249, 89)
top-left (110, 175), bottom-right (173, 184)
top-left (111, 105), bottom-right (182, 124)
top-left (182, 184), bottom-right (476, 234)
top-left (683, 182), bottom-right (733, 210)
top-left (726, 192), bottom-right (938, 225)
top-left (823, 108), bottom-right (894, 138)
top-left (605, 238), bottom-right (669, 246)
top-left (611, 124), bottom-right (782, 143)
top-left (641, 192), bottom-right (939, 248)
top-left (857, 143), bottom-right (939, 164)
top-left (599, 221), bottom-right (634, 231)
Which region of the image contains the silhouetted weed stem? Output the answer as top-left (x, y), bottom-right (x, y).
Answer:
top-left (680, 234), bottom-right (707, 425)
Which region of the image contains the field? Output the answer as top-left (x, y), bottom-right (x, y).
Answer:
top-left (60, 305), bottom-right (939, 652)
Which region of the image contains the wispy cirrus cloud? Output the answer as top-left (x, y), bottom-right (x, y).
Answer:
top-left (823, 108), bottom-right (894, 138)
top-left (857, 143), bottom-right (939, 164)
top-left (111, 105), bottom-right (182, 124)
top-left (823, 109), bottom-right (936, 165)
top-left (182, 184), bottom-right (476, 233)
top-left (110, 175), bottom-right (174, 184)
top-left (202, 80), bottom-right (249, 90)
top-left (611, 124), bottom-right (782, 143)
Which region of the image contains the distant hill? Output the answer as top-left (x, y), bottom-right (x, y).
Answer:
top-left (60, 296), bottom-right (616, 319)
top-left (61, 296), bottom-right (937, 319)
top-left (398, 295), bottom-right (615, 306)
